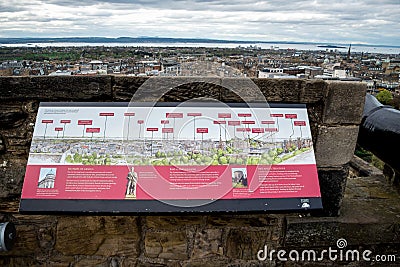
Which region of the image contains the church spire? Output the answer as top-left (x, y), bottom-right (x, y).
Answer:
top-left (347, 44), bottom-right (351, 60)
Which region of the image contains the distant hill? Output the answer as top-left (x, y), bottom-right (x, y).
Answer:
top-left (0, 37), bottom-right (398, 48)
top-left (0, 37), bottom-right (251, 44)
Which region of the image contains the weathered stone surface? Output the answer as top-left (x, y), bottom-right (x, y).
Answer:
top-left (323, 81), bottom-right (366, 124)
top-left (0, 76), bottom-right (113, 101)
top-left (226, 229), bottom-right (279, 260)
top-left (315, 125), bottom-right (359, 167)
top-left (0, 134), bottom-right (5, 153)
top-left (192, 228), bottom-right (223, 258)
top-left (121, 257), bottom-right (138, 267)
top-left (300, 80), bottom-right (328, 103)
top-left (185, 258), bottom-right (275, 267)
top-left (316, 166), bottom-right (349, 217)
top-left (112, 76), bottom-right (148, 101)
top-left (1, 130), bottom-right (35, 159)
top-left (206, 214), bottom-right (282, 228)
top-left (287, 166), bottom-right (400, 248)
top-left (73, 256), bottom-right (109, 267)
top-left (55, 216), bottom-right (139, 257)
top-left (145, 231), bottom-right (188, 260)
top-left (128, 77), bottom-right (222, 103)
top-left (0, 104), bottom-right (28, 129)
top-left (0, 158), bottom-right (27, 198)
top-left (0, 257), bottom-right (39, 267)
top-left (3, 224), bottom-right (40, 256)
top-left (135, 259), bottom-right (173, 267)
top-left (349, 155), bottom-right (382, 178)
top-left (1, 215), bottom-right (56, 259)
top-left (252, 78), bottom-right (303, 103)
top-left (306, 103), bottom-right (324, 144)
top-left (220, 78), bottom-right (268, 102)
top-left (146, 216), bottom-right (203, 230)
top-left (43, 255), bottom-right (75, 267)
top-left (285, 216), bottom-right (339, 248)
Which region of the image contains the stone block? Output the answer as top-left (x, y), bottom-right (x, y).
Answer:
top-left (74, 257), bottom-right (109, 267)
top-left (323, 82), bottom-right (366, 124)
top-left (287, 169), bottom-right (400, 246)
top-left (316, 166), bottom-right (349, 217)
top-left (300, 80), bottom-right (328, 103)
top-left (0, 76), bottom-right (113, 101)
top-left (206, 214), bottom-right (282, 228)
top-left (192, 228), bottom-right (223, 258)
top-left (145, 231), bottom-right (188, 260)
top-left (306, 104), bottom-right (324, 143)
top-left (285, 216), bottom-right (339, 248)
top-left (252, 78), bottom-right (303, 103)
top-left (129, 77), bottom-right (221, 103)
top-left (0, 214), bottom-right (57, 257)
top-left (0, 158), bottom-right (27, 198)
top-left (55, 216), bottom-right (139, 257)
top-left (44, 255), bottom-right (75, 267)
top-left (225, 229), bottom-right (279, 260)
top-left (315, 125), bottom-right (359, 167)
top-left (220, 78), bottom-right (269, 102)
top-left (2, 129), bottom-right (32, 156)
top-left (0, 104), bottom-right (27, 129)
top-left (146, 216), bottom-right (203, 230)
top-left (181, 257), bottom-right (233, 267)
top-left (135, 260), bottom-right (168, 267)
top-left (0, 257), bottom-right (39, 267)
top-left (0, 134), bottom-right (5, 153)
top-left (121, 258), bottom-right (139, 267)
top-left (112, 76), bottom-right (148, 101)
top-left (3, 224), bottom-right (39, 256)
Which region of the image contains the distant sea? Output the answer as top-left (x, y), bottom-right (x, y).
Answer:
top-left (1, 42), bottom-right (399, 55)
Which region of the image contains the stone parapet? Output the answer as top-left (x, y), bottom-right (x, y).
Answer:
top-left (0, 76), bottom-right (372, 266)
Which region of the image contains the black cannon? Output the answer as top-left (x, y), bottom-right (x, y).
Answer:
top-left (357, 94), bottom-right (400, 175)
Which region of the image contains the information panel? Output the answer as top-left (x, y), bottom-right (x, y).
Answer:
top-left (20, 102), bottom-right (322, 214)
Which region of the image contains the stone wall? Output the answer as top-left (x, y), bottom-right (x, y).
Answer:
top-left (0, 76), bottom-right (367, 266)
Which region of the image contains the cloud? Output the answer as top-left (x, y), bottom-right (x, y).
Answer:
top-left (0, 0), bottom-right (398, 45)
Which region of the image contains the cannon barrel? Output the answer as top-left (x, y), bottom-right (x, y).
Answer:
top-left (357, 94), bottom-right (400, 173)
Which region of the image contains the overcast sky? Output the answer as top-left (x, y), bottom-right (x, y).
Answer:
top-left (1, 0), bottom-right (399, 45)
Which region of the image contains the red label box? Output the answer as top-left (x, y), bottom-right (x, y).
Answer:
top-left (294, 121), bottom-right (306, 126)
top-left (261, 120), bottom-right (275, 125)
top-left (78, 120), bottom-right (92, 125)
top-left (252, 128), bottom-right (264, 133)
top-left (218, 113), bottom-right (231, 118)
top-left (86, 128), bottom-right (100, 133)
top-left (270, 114), bottom-right (283, 117)
top-left (228, 121), bottom-right (241, 126)
top-left (196, 128), bottom-right (209, 133)
top-left (166, 113), bottom-right (183, 118)
top-left (242, 120), bottom-right (255, 124)
top-left (285, 114), bottom-right (298, 119)
top-left (147, 128), bottom-right (159, 132)
top-left (162, 128), bottom-right (174, 133)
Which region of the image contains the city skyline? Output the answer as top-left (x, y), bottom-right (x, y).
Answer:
top-left (1, 0), bottom-right (399, 46)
